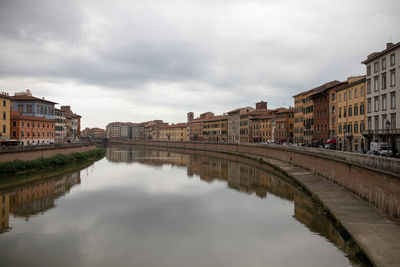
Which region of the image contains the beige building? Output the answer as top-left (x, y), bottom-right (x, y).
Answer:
top-left (336, 77), bottom-right (366, 152)
top-left (159, 123), bottom-right (187, 141)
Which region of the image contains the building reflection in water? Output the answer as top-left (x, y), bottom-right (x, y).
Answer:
top-left (0, 169), bottom-right (82, 233)
top-left (106, 146), bottom-right (358, 262)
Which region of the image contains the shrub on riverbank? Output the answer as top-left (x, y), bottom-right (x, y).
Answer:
top-left (0, 148), bottom-right (105, 175)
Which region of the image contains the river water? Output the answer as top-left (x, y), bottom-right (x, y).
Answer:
top-left (0, 146), bottom-right (369, 267)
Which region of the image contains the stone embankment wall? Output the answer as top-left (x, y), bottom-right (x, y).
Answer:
top-left (0, 143), bottom-right (98, 163)
top-left (113, 140), bottom-right (400, 220)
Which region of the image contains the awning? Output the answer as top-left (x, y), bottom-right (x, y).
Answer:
top-left (324, 138), bottom-right (337, 145)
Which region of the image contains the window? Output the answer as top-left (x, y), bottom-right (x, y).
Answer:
top-left (367, 79), bottom-right (371, 94)
top-left (349, 91), bottom-right (352, 100)
top-left (26, 104), bottom-right (33, 113)
top-left (367, 98), bottom-right (371, 113)
top-left (348, 106), bottom-right (352, 116)
top-left (343, 106), bottom-right (347, 117)
top-left (390, 69), bottom-right (396, 86)
top-left (360, 86), bottom-right (364, 97)
top-left (367, 65), bottom-right (371, 75)
top-left (355, 88), bottom-right (358, 98)
top-left (382, 115), bottom-right (388, 130)
top-left (2, 111), bottom-right (5, 120)
top-left (382, 57), bottom-right (386, 70)
top-left (21, 130), bottom-right (24, 137)
top-left (13, 121), bottom-right (16, 127)
top-left (2, 100), bottom-right (5, 107)
top-left (390, 53), bottom-right (395, 65)
top-left (374, 116), bottom-right (379, 130)
top-left (391, 92), bottom-right (396, 109)
top-left (391, 113), bottom-right (396, 128)
top-left (18, 104), bottom-right (24, 113)
top-left (332, 106), bottom-right (336, 114)
top-left (338, 124), bottom-right (342, 134)
top-left (338, 107), bottom-right (342, 118)
top-left (382, 73), bottom-right (387, 89)
top-left (360, 121), bottom-right (365, 132)
top-left (339, 94), bottom-right (342, 103)
top-left (374, 61), bottom-right (378, 73)
top-left (332, 93), bottom-right (335, 101)
top-left (374, 96), bottom-right (379, 112)
top-left (354, 123), bottom-right (358, 134)
top-left (354, 104), bottom-right (358, 116)
top-left (22, 122), bottom-right (24, 127)
top-left (2, 125), bottom-right (5, 134)
top-left (374, 76), bottom-right (379, 91)
top-left (344, 92), bottom-right (347, 101)
top-left (382, 94), bottom-right (387, 110)
top-left (367, 117), bottom-right (372, 130)
top-left (360, 103), bottom-right (365, 115)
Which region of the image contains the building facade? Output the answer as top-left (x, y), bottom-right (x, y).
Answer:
top-left (60, 106), bottom-right (81, 143)
top-left (55, 108), bottom-right (67, 144)
top-left (227, 107), bottom-right (254, 143)
top-left (336, 77), bottom-right (366, 152)
top-left (362, 42), bottom-right (400, 152)
top-left (11, 90), bottom-right (57, 120)
top-left (202, 116), bottom-right (228, 142)
top-left (0, 93), bottom-right (10, 144)
top-left (10, 111), bottom-right (55, 145)
top-left (159, 123), bottom-right (187, 141)
top-left (274, 108), bottom-right (294, 143)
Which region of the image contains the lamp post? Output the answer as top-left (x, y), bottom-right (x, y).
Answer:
top-left (386, 120), bottom-right (391, 153)
top-left (343, 126), bottom-right (346, 151)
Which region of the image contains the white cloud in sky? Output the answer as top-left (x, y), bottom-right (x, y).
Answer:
top-left (0, 0), bottom-right (399, 128)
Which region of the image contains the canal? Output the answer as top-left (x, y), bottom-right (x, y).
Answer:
top-left (0, 145), bottom-right (370, 267)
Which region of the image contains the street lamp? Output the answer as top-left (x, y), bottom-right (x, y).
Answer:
top-left (386, 120), bottom-right (391, 151)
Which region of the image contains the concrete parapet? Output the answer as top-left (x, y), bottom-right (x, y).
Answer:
top-left (0, 143), bottom-right (98, 163)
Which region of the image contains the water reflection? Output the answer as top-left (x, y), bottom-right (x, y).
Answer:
top-left (0, 169), bottom-right (81, 232)
top-left (107, 145), bottom-right (364, 266)
top-left (0, 146), bottom-right (369, 267)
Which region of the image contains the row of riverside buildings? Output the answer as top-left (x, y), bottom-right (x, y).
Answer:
top-left (106, 100), bottom-right (295, 145)
top-left (106, 42), bottom-right (400, 153)
top-left (0, 90), bottom-right (81, 146)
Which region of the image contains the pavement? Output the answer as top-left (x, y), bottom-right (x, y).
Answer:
top-left (247, 154), bottom-right (400, 267)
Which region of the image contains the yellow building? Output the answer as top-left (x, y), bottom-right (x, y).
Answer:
top-left (293, 92), bottom-right (306, 145)
top-left (336, 76), bottom-right (366, 152)
top-left (257, 115), bottom-right (274, 142)
top-left (202, 115), bottom-right (228, 142)
top-left (159, 123), bottom-right (187, 141)
top-left (0, 193), bottom-right (9, 232)
top-left (0, 93), bottom-right (11, 143)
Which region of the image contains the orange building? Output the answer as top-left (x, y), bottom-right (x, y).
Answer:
top-left (10, 111), bottom-right (55, 145)
top-left (274, 108), bottom-right (294, 143)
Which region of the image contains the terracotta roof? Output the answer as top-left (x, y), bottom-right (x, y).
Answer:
top-left (162, 123), bottom-right (187, 129)
top-left (227, 107), bottom-right (253, 114)
top-left (11, 94), bottom-right (58, 104)
top-left (335, 77), bottom-right (366, 92)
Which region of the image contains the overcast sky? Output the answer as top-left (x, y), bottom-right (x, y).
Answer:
top-left (0, 0), bottom-right (399, 128)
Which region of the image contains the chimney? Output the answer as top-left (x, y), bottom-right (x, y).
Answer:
top-left (386, 42), bottom-right (394, 49)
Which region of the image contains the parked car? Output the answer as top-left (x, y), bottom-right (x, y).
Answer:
top-left (355, 150), bottom-right (366, 154)
top-left (378, 146), bottom-right (392, 157)
top-left (366, 150), bottom-right (380, 156)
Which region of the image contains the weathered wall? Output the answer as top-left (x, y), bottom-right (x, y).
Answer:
top-left (112, 140), bottom-right (400, 220)
top-left (0, 144), bottom-right (97, 163)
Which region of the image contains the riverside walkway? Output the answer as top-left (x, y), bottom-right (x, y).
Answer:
top-left (254, 154), bottom-right (400, 267)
